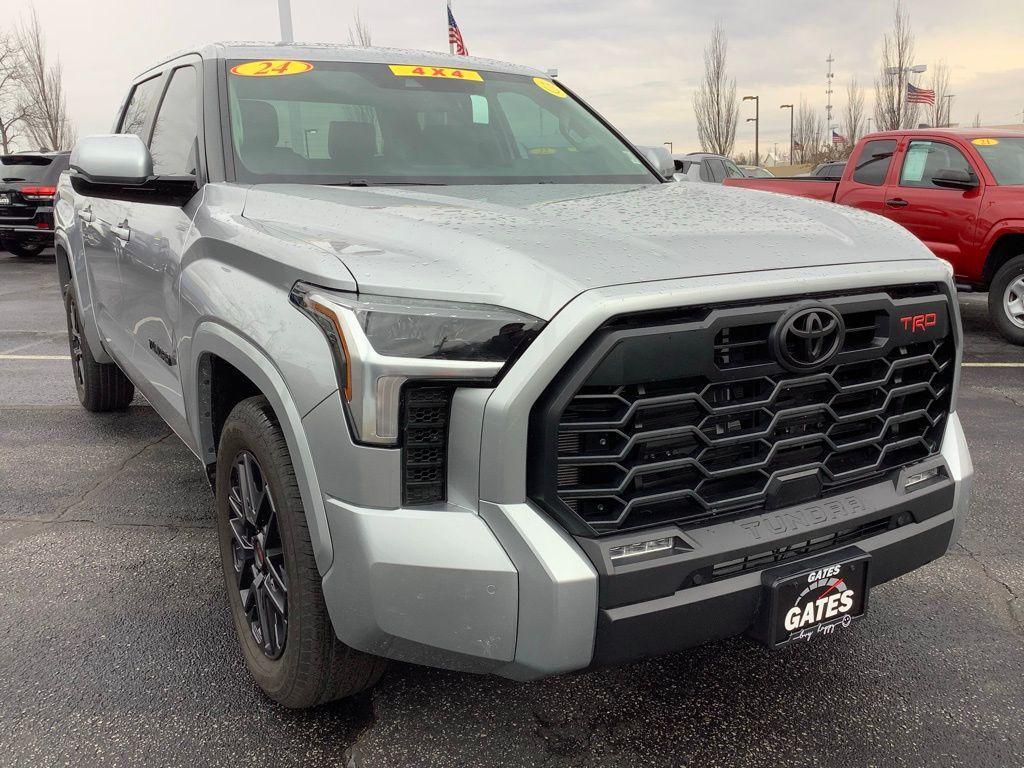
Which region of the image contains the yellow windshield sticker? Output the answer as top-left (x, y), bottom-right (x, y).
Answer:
top-left (972, 138), bottom-right (999, 146)
top-left (534, 78), bottom-right (567, 98)
top-left (389, 65), bottom-right (482, 82)
top-left (231, 60), bottom-right (314, 77)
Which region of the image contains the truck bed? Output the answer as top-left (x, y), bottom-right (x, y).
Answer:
top-left (723, 177), bottom-right (839, 202)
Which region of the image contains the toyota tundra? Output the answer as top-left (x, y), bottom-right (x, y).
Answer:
top-left (54, 43), bottom-right (972, 708)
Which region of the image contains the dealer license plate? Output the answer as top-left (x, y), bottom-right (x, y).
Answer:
top-left (759, 549), bottom-right (870, 647)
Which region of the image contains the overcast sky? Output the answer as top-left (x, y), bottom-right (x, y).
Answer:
top-left (9, 0), bottom-right (1024, 156)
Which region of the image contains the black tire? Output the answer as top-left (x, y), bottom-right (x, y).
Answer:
top-left (987, 255), bottom-right (1024, 346)
top-left (63, 286), bottom-right (135, 411)
top-left (216, 396), bottom-right (386, 708)
top-left (5, 240), bottom-right (46, 257)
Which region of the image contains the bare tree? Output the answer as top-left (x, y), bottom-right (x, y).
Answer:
top-left (795, 98), bottom-right (824, 164)
top-left (873, 1), bottom-right (919, 131)
top-left (929, 61), bottom-right (952, 127)
top-left (971, 112), bottom-right (982, 128)
top-left (0, 31), bottom-right (27, 153)
top-left (16, 8), bottom-right (76, 151)
top-left (692, 22), bottom-right (738, 156)
top-left (841, 78), bottom-right (866, 151)
top-left (348, 7), bottom-right (372, 47)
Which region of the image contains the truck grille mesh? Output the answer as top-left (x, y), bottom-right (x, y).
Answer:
top-left (530, 287), bottom-right (955, 536)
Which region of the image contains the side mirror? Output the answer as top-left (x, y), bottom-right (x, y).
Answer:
top-left (70, 134), bottom-right (152, 185)
top-left (69, 134), bottom-right (197, 206)
top-left (637, 145), bottom-right (676, 179)
top-left (931, 168), bottom-right (978, 190)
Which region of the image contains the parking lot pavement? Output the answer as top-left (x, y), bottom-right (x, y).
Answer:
top-left (1, 249), bottom-right (1022, 768)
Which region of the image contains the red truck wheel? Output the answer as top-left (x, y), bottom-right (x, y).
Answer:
top-left (988, 255), bottom-right (1024, 345)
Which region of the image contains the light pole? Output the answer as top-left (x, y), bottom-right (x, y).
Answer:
top-left (780, 104), bottom-right (794, 165)
top-left (743, 95), bottom-right (759, 167)
top-left (277, 0), bottom-right (294, 43)
top-left (303, 128), bottom-right (318, 157)
top-left (867, 117), bottom-right (872, 134)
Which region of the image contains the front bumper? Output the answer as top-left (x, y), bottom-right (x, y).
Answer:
top-left (312, 262), bottom-right (972, 679)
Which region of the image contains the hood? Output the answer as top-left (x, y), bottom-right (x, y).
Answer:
top-left (241, 180), bottom-right (931, 320)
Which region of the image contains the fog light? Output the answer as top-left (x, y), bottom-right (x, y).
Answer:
top-left (609, 537), bottom-right (674, 562)
top-left (904, 467), bottom-right (939, 490)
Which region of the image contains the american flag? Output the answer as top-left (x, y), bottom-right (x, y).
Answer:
top-left (832, 129), bottom-right (848, 144)
top-left (907, 83), bottom-right (935, 105)
top-left (793, 140), bottom-right (804, 151)
top-left (448, 5), bottom-right (468, 56)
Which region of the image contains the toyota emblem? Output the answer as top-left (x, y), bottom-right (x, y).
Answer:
top-left (772, 305), bottom-right (845, 371)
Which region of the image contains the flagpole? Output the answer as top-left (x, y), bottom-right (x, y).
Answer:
top-left (448, 0), bottom-right (454, 54)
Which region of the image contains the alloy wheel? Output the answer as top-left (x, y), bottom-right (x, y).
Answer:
top-left (66, 294), bottom-right (85, 389)
top-left (228, 451), bottom-right (289, 659)
top-left (1004, 276), bottom-right (1024, 330)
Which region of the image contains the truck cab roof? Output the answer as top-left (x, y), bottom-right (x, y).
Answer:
top-left (863, 127), bottom-right (1024, 141)
top-left (135, 41), bottom-right (547, 82)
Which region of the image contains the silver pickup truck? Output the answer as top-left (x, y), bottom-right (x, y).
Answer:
top-left (55, 43), bottom-right (972, 708)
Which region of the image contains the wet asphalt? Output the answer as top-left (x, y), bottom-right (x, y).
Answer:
top-left (0, 250), bottom-right (1021, 768)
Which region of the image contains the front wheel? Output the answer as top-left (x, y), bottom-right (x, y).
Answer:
top-left (988, 255), bottom-right (1024, 345)
top-left (215, 396), bottom-right (386, 708)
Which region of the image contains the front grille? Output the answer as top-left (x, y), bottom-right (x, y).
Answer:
top-left (529, 287), bottom-right (955, 537)
top-left (401, 385), bottom-right (453, 505)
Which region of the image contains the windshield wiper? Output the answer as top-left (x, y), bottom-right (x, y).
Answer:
top-left (2, 177), bottom-right (26, 182)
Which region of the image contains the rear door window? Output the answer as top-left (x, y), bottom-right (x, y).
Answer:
top-left (722, 159), bottom-right (744, 178)
top-left (852, 139), bottom-right (897, 186)
top-left (705, 158), bottom-right (726, 182)
top-left (118, 76), bottom-right (163, 141)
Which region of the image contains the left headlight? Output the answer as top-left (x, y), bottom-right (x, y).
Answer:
top-left (291, 282), bottom-right (546, 444)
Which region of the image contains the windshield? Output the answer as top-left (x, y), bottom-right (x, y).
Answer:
top-left (0, 155), bottom-right (54, 183)
top-left (972, 137), bottom-right (1024, 185)
top-left (225, 60), bottom-right (655, 185)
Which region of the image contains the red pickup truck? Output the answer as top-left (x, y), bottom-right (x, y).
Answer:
top-left (724, 129), bottom-right (1024, 344)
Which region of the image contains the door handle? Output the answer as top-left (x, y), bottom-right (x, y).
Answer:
top-left (78, 206), bottom-right (94, 223)
top-left (885, 198), bottom-right (909, 208)
top-left (112, 220), bottom-right (131, 242)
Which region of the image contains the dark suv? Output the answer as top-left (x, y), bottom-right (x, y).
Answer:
top-left (0, 151), bottom-right (70, 257)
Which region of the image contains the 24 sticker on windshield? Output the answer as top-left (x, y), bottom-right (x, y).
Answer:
top-left (231, 60), bottom-right (314, 77)
top-left (388, 65), bottom-right (483, 82)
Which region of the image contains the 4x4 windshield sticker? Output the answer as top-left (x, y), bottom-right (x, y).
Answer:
top-left (230, 60), bottom-right (314, 77)
top-left (388, 65), bottom-right (483, 82)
